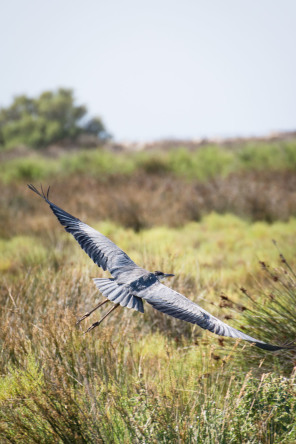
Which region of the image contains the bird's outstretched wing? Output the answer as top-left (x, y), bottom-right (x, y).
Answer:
top-left (140, 281), bottom-right (284, 351)
top-left (28, 184), bottom-right (145, 282)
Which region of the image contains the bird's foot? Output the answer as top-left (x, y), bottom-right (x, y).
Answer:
top-left (76, 313), bottom-right (90, 325)
top-left (84, 321), bottom-right (101, 334)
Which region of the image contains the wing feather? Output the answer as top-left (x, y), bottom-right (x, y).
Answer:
top-left (93, 278), bottom-right (144, 312)
top-left (140, 282), bottom-right (283, 351)
top-left (28, 184), bottom-right (145, 281)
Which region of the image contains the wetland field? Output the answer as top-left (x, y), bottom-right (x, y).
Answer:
top-left (1, 141), bottom-right (296, 443)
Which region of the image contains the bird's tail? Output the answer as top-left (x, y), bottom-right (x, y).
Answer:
top-left (93, 278), bottom-right (144, 313)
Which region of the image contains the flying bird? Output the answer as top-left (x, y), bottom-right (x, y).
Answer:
top-left (28, 184), bottom-right (287, 351)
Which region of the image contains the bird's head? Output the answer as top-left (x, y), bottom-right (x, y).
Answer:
top-left (154, 270), bottom-right (175, 281)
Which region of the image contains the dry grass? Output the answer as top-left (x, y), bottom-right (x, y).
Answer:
top-left (1, 265), bottom-right (296, 443)
top-left (1, 149), bottom-right (296, 442)
top-left (1, 169), bottom-right (296, 239)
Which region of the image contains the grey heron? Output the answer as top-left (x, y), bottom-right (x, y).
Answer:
top-left (28, 184), bottom-right (287, 351)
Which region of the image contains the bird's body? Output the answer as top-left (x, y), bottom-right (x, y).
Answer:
top-left (28, 184), bottom-right (288, 351)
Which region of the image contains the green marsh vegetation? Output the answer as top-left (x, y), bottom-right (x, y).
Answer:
top-left (2, 140), bottom-right (296, 182)
top-left (1, 139), bottom-right (296, 442)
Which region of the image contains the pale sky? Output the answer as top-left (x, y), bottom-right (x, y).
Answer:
top-left (1, 0), bottom-right (296, 141)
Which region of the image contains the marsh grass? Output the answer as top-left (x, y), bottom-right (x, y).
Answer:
top-left (1, 214), bottom-right (296, 442)
top-left (1, 311), bottom-right (296, 444)
top-left (1, 169), bottom-right (296, 242)
top-left (1, 141), bottom-right (296, 183)
top-left (1, 144), bottom-right (296, 230)
top-left (238, 247), bottom-right (296, 373)
top-left (1, 145), bottom-right (296, 442)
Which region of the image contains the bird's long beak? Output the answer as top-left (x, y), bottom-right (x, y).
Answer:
top-left (164, 273), bottom-right (174, 278)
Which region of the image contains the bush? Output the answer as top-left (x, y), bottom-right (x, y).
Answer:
top-left (239, 245), bottom-right (296, 372)
top-left (167, 146), bottom-right (234, 180)
top-left (237, 142), bottom-right (296, 171)
top-left (0, 157), bottom-right (58, 183)
top-left (0, 89), bottom-right (110, 150)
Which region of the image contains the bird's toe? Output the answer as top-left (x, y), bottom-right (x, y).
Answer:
top-left (84, 321), bottom-right (100, 334)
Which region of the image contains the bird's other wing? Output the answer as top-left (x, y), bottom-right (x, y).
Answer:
top-left (139, 281), bottom-right (284, 351)
top-left (28, 184), bottom-right (145, 281)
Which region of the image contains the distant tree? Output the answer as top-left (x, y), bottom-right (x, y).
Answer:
top-left (0, 88), bottom-right (110, 150)
top-left (83, 117), bottom-right (110, 140)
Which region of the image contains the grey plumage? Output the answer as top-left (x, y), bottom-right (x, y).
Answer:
top-left (28, 184), bottom-right (288, 351)
top-left (94, 278), bottom-right (144, 312)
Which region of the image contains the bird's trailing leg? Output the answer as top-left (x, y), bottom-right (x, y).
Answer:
top-left (84, 303), bottom-right (120, 333)
top-left (76, 299), bottom-right (109, 325)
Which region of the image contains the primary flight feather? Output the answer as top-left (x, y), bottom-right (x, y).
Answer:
top-left (28, 184), bottom-right (287, 351)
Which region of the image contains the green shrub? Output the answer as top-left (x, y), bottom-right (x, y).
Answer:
top-left (228, 372), bottom-right (296, 443)
top-left (237, 141), bottom-right (296, 171)
top-left (240, 246), bottom-right (296, 372)
top-left (60, 149), bottom-right (135, 176)
top-left (167, 146), bottom-right (234, 180)
top-left (0, 157), bottom-right (58, 182)
top-left (0, 89), bottom-right (109, 150)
